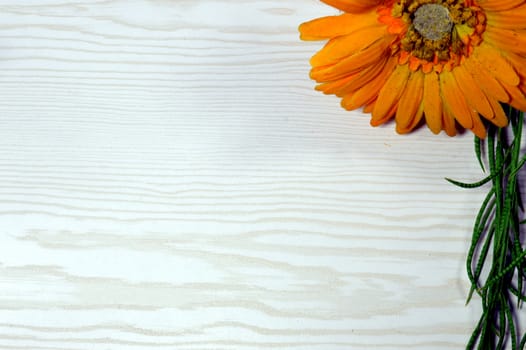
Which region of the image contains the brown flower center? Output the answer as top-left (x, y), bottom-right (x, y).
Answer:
top-left (413, 4), bottom-right (453, 40)
top-left (389, 0), bottom-right (484, 64)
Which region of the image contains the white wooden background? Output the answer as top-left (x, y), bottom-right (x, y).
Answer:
top-left (0, 1), bottom-right (493, 349)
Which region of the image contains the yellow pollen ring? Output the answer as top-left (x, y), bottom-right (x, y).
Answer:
top-left (413, 4), bottom-right (453, 40)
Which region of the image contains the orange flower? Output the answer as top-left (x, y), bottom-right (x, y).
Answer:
top-left (299, 0), bottom-right (526, 137)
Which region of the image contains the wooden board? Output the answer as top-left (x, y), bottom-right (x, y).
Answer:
top-left (0, 1), bottom-right (491, 349)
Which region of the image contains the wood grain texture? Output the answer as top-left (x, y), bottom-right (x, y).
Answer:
top-left (0, 1), bottom-right (494, 349)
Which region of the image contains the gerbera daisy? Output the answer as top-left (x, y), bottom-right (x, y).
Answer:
top-left (299, 0), bottom-right (526, 137)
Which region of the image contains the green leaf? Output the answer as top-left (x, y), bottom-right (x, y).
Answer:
top-left (475, 136), bottom-right (485, 172)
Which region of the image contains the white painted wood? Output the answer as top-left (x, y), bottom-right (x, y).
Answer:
top-left (0, 1), bottom-right (493, 349)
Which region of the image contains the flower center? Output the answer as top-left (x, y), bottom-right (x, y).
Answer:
top-left (413, 4), bottom-right (453, 40)
top-left (380, 0), bottom-right (487, 71)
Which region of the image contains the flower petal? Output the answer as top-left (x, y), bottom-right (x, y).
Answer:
top-left (423, 72), bottom-right (443, 134)
top-left (315, 73), bottom-right (359, 95)
top-left (310, 37), bottom-right (389, 82)
top-left (334, 54), bottom-right (389, 96)
top-left (341, 57), bottom-right (397, 110)
top-left (371, 103), bottom-right (398, 127)
top-left (485, 4), bottom-right (526, 29)
top-left (397, 103), bottom-right (424, 134)
top-left (501, 83), bottom-right (526, 110)
top-left (396, 70), bottom-right (424, 130)
top-left (310, 25), bottom-right (387, 67)
top-left (299, 11), bottom-right (378, 41)
top-left (462, 57), bottom-right (509, 102)
top-left (452, 66), bottom-right (494, 120)
top-left (440, 70), bottom-right (473, 130)
top-left (321, 0), bottom-right (381, 13)
top-left (363, 100), bottom-right (375, 113)
top-left (478, 0), bottom-right (525, 11)
top-left (442, 108), bottom-right (457, 137)
top-left (484, 27), bottom-right (526, 56)
top-left (487, 98), bottom-right (509, 128)
top-left (472, 43), bottom-right (520, 86)
top-left (371, 64), bottom-right (410, 125)
top-left (471, 112), bottom-right (487, 139)
top-left (503, 51), bottom-right (526, 79)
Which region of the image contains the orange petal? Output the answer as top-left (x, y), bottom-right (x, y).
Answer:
top-left (471, 112), bottom-right (487, 139)
top-left (321, 0), bottom-right (381, 13)
top-left (462, 57), bottom-right (509, 102)
top-left (442, 108), bottom-right (457, 137)
top-left (397, 102), bottom-right (424, 134)
top-left (363, 100), bottom-right (376, 113)
top-left (501, 83), bottom-right (526, 110)
top-left (484, 27), bottom-right (526, 56)
top-left (299, 11), bottom-right (378, 41)
top-left (335, 54), bottom-right (389, 96)
top-left (423, 71), bottom-right (443, 134)
top-left (478, 0), bottom-right (525, 11)
top-left (315, 73), bottom-right (359, 95)
top-left (408, 56), bottom-right (422, 71)
top-left (371, 103), bottom-right (398, 127)
top-left (340, 80), bottom-right (376, 110)
top-left (486, 5), bottom-right (526, 29)
top-left (341, 57), bottom-right (397, 110)
top-left (372, 64), bottom-right (410, 125)
top-left (487, 98), bottom-right (509, 128)
top-left (439, 70), bottom-right (473, 130)
top-left (310, 37), bottom-right (388, 82)
top-left (452, 66), bottom-right (494, 120)
top-left (310, 25), bottom-right (387, 67)
top-left (472, 43), bottom-right (520, 86)
top-left (502, 51), bottom-right (526, 79)
top-left (396, 70), bottom-right (424, 130)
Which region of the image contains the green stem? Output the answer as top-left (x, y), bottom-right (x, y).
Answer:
top-left (459, 108), bottom-right (526, 350)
